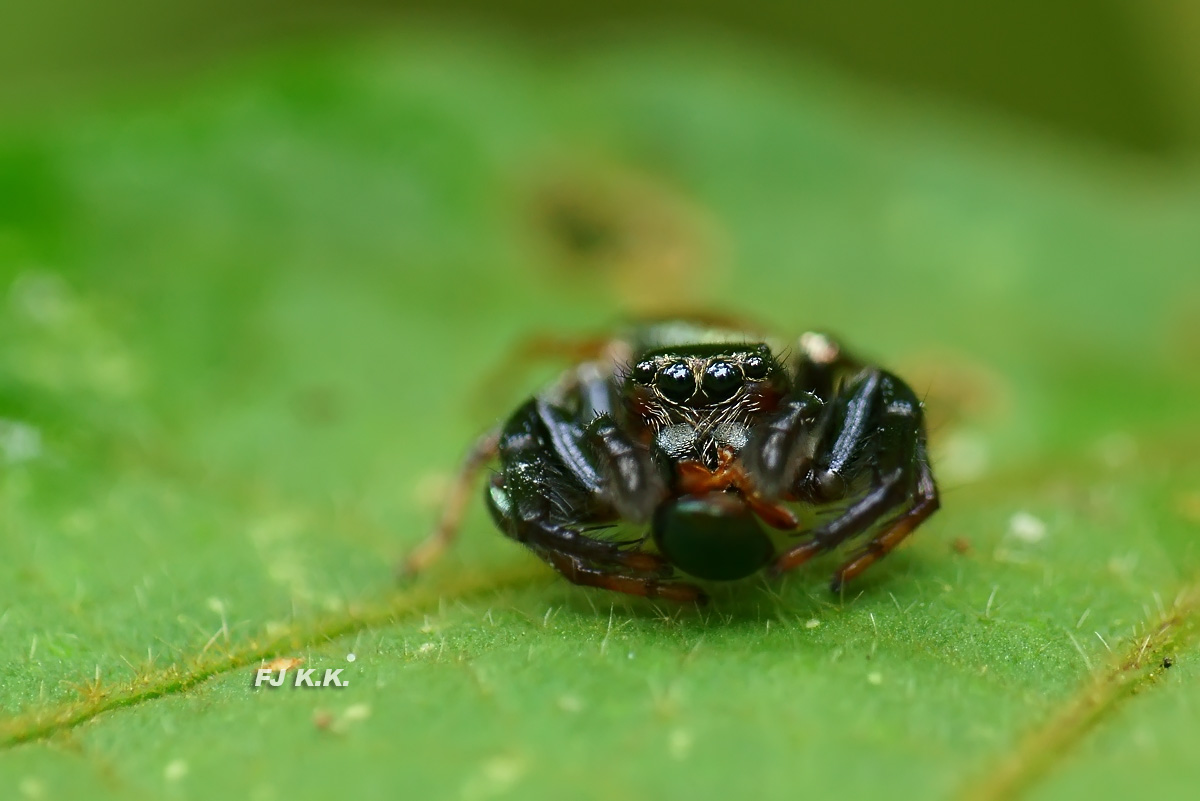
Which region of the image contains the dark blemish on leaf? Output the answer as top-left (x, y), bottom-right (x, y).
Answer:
top-left (538, 187), bottom-right (623, 262)
top-left (523, 165), bottom-right (721, 315)
top-left (1162, 656), bottom-right (1173, 669)
top-left (952, 537), bottom-right (972, 555)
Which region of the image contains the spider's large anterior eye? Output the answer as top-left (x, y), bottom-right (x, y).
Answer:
top-left (743, 354), bottom-right (769, 379)
top-left (632, 360), bottom-right (657, 385)
top-left (702, 360), bottom-right (742, 402)
top-left (657, 361), bottom-right (696, 402)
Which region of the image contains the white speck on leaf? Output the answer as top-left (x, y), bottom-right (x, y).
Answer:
top-left (1008, 512), bottom-right (1046, 544)
top-left (805, 619), bottom-right (821, 629)
top-left (164, 759), bottom-right (188, 782)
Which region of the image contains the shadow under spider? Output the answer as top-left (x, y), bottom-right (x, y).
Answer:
top-left (544, 551), bottom-right (922, 627)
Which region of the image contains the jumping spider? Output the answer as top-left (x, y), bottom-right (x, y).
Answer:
top-left (405, 320), bottom-right (940, 604)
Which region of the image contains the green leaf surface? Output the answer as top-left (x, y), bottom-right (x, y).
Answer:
top-left (2, 31), bottom-right (1199, 801)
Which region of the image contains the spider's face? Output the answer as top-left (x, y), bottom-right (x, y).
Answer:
top-left (623, 342), bottom-right (789, 462)
top-left (628, 343), bottom-right (781, 407)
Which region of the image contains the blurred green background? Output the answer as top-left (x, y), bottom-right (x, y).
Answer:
top-left (2, 3), bottom-right (1200, 801)
top-left (5, 0), bottom-right (1200, 157)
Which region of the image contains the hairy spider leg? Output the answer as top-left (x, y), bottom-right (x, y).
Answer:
top-left (488, 398), bottom-right (707, 602)
top-left (829, 452), bottom-right (939, 591)
top-left (542, 552), bottom-right (707, 604)
top-left (770, 367), bottom-right (940, 590)
top-left (738, 392), bottom-right (827, 500)
top-left (400, 426), bottom-right (502, 577)
top-left (739, 329), bottom-right (872, 498)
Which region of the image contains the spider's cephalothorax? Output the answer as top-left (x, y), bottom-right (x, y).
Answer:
top-left (623, 342), bottom-right (789, 468)
top-left (405, 320), bottom-right (941, 605)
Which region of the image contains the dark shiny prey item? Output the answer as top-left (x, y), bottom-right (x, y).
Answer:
top-left (405, 321), bottom-right (940, 604)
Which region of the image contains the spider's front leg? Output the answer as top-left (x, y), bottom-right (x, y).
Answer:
top-left (743, 334), bottom-right (939, 591)
top-left (490, 398), bottom-right (707, 604)
top-left (777, 367), bottom-right (939, 590)
top-left (738, 330), bottom-right (853, 501)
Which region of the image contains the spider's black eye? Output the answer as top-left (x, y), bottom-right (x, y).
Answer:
top-left (632, 360), bottom-right (657, 385)
top-left (657, 361), bottom-right (696, 402)
top-left (743, 354), bottom-right (769, 379)
top-left (702, 360), bottom-right (742, 403)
